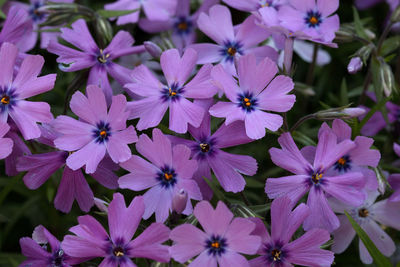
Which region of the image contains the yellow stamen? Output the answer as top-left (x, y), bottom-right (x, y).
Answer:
top-left (309, 16), bottom-right (318, 25)
top-left (1, 96), bottom-right (9, 105)
top-left (358, 208), bottom-right (369, 218)
top-left (168, 88), bottom-right (177, 96)
top-left (338, 157), bottom-right (346, 165)
top-left (227, 47), bottom-right (236, 56)
top-left (312, 173), bottom-right (323, 183)
top-left (271, 249), bottom-right (281, 261)
top-left (200, 143), bottom-right (210, 152)
top-left (164, 173), bottom-right (173, 180)
top-left (178, 22), bottom-right (188, 30)
top-left (100, 130), bottom-right (107, 138)
top-left (211, 242), bottom-right (220, 248)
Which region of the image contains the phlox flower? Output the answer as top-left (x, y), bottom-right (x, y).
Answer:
top-left (170, 201), bottom-right (261, 267)
top-left (330, 190), bottom-right (400, 264)
top-left (62, 193), bottom-right (171, 266)
top-left (0, 6), bottom-right (33, 50)
top-left (388, 143), bottom-right (400, 202)
top-left (52, 85), bottom-right (137, 174)
top-left (169, 99), bottom-right (258, 198)
top-left (19, 225), bottom-right (79, 267)
top-left (139, 0), bottom-right (218, 50)
top-left (265, 130), bottom-right (366, 232)
top-left (6, 0), bottom-right (74, 51)
top-left (320, 119), bottom-right (381, 191)
top-left (250, 197), bottom-right (334, 267)
top-left (125, 48), bottom-right (218, 133)
top-left (0, 42), bottom-right (56, 140)
top-left (0, 122), bottom-right (13, 159)
top-left (222, 0), bottom-right (288, 12)
top-left (278, 0), bottom-right (340, 43)
top-left (47, 19), bottom-right (145, 103)
top-left (190, 4), bottom-right (278, 76)
top-left (119, 128), bottom-right (202, 222)
top-left (210, 54), bottom-right (295, 140)
top-left (105, 0), bottom-right (177, 25)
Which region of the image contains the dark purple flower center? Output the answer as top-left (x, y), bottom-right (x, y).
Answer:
top-left (93, 121), bottom-right (112, 143)
top-left (358, 208), bottom-right (369, 218)
top-left (206, 235), bottom-right (227, 256)
top-left (161, 82), bottom-right (184, 102)
top-left (29, 1), bottom-right (46, 23)
top-left (220, 41), bottom-right (243, 62)
top-left (113, 246), bottom-right (125, 257)
top-left (174, 16), bottom-right (193, 35)
top-left (305, 11), bottom-right (322, 28)
top-left (0, 88), bottom-right (17, 113)
top-left (310, 171), bottom-right (324, 185)
top-left (237, 92), bottom-right (257, 113)
top-left (264, 243), bottom-right (286, 264)
top-left (333, 155), bottom-right (352, 172)
top-left (157, 166), bottom-right (177, 188)
top-left (50, 249), bottom-right (65, 267)
top-left (97, 49), bottom-right (111, 64)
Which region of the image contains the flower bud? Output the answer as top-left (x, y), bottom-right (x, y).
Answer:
top-left (315, 106), bottom-right (366, 120)
top-left (172, 189), bottom-right (188, 214)
top-left (347, 57), bottom-right (363, 74)
top-left (94, 197), bottom-right (109, 213)
top-left (380, 62), bottom-right (396, 97)
top-left (144, 41), bottom-right (162, 59)
top-left (342, 107), bottom-right (366, 117)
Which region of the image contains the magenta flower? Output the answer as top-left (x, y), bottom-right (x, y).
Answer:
top-left (330, 190), bottom-right (400, 264)
top-left (265, 130), bottom-right (366, 232)
top-left (388, 143), bottom-right (400, 202)
top-left (7, 0), bottom-right (74, 51)
top-left (62, 193), bottom-right (171, 265)
top-left (52, 85), bottom-right (137, 174)
top-left (47, 19), bottom-right (145, 102)
top-left (0, 6), bottom-right (33, 50)
top-left (169, 99), bottom-right (257, 198)
top-left (0, 121), bottom-right (13, 159)
top-left (105, 0), bottom-right (177, 25)
top-left (20, 225), bottom-right (80, 267)
top-left (250, 197), bottom-right (334, 267)
top-left (278, 0), bottom-right (340, 43)
top-left (170, 201), bottom-right (261, 266)
top-left (209, 54), bottom-right (295, 140)
top-left (320, 119), bottom-right (381, 191)
top-left (119, 128), bottom-right (202, 222)
top-left (126, 48), bottom-right (217, 133)
top-left (190, 4), bottom-right (278, 75)
top-left (0, 42), bottom-right (56, 140)
top-left (139, 0), bottom-right (218, 50)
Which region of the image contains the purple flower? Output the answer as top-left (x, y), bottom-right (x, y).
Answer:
top-left (223, 0), bottom-right (288, 12)
top-left (19, 225), bottom-right (79, 267)
top-left (190, 5), bottom-right (278, 75)
top-left (320, 119), bottom-right (381, 191)
top-left (330, 190), bottom-right (400, 264)
top-left (0, 6), bottom-right (33, 50)
top-left (347, 57), bottom-right (363, 74)
top-left (278, 0), bottom-right (340, 43)
top-left (0, 121), bottom-right (13, 159)
top-left (125, 48), bottom-right (217, 133)
top-left (388, 143), bottom-right (400, 202)
top-left (170, 99), bottom-right (258, 198)
top-left (62, 193), bottom-right (171, 265)
top-left (52, 85), bottom-right (137, 174)
top-left (170, 201), bottom-right (261, 266)
top-left (0, 42), bottom-right (56, 140)
top-left (250, 197), bottom-right (334, 267)
top-left (47, 19), bottom-right (145, 103)
top-left (18, 150), bottom-right (119, 213)
top-left (209, 54), bottom-right (295, 140)
top-left (139, 0), bottom-right (218, 50)
top-left (7, 0), bottom-right (74, 51)
top-left (119, 128), bottom-right (202, 222)
top-left (265, 130), bottom-right (366, 232)
top-left (105, 0), bottom-right (177, 25)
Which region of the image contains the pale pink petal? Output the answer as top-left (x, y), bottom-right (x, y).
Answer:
top-left (66, 141), bottom-right (106, 173)
top-left (197, 5), bottom-right (234, 44)
top-left (194, 201), bottom-right (233, 236)
top-left (244, 110), bottom-right (283, 139)
top-left (169, 98), bottom-right (205, 133)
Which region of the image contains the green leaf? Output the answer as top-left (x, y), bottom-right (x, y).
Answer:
top-left (352, 6), bottom-right (368, 40)
top-left (97, 8), bottom-right (139, 18)
top-left (380, 36), bottom-right (400, 57)
top-left (340, 79), bottom-right (349, 106)
top-left (344, 211), bottom-right (392, 267)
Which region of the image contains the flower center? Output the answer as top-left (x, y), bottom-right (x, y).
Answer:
top-left (174, 17), bottom-right (193, 35)
top-left (227, 47), bottom-right (236, 56)
top-left (93, 121), bottom-right (111, 143)
top-left (52, 249), bottom-right (64, 267)
top-left (333, 155), bottom-right (352, 173)
top-left (1, 95), bottom-right (9, 105)
top-left (271, 249), bottom-right (281, 261)
top-left (305, 11), bottom-right (322, 28)
top-left (178, 22), bottom-right (188, 30)
top-left (206, 235), bottom-right (227, 256)
top-left (162, 82), bottom-right (184, 102)
top-left (157, 167), bottom-right (177, 188)
top-left (358, 208), bottom-right (369, 218)
top-left (98, 49), bottom-right (110, 64)
top-left (238, 93), bottom-right (257, 112)
top-left (113, 246), bottom-right (124, 257)
top-left (220, 41), bottom-right (243, 62)
top-left (311, 172), bottom-right (323, 184)
top-left (164, 173), bottom-right (173, 180)
top-left (199, 143), bottom-right (210, 153)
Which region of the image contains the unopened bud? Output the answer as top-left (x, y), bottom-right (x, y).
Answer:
top-left (172, 189), bottom-right (188, 214)
top-left (347, 57), bottom-right (363, 74)
top-left (315, 106), bottom-right (366, 120)
top-left (94, 197), bottom-right (109, 213)
top-left (380, 62), bottom-right (396, 97)
top-left (342, 107), bottom-right (366, 117)
top-left (144, 41), bottom-right (162, 59)
top-left (94, 16), bottom-right (113, 45)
